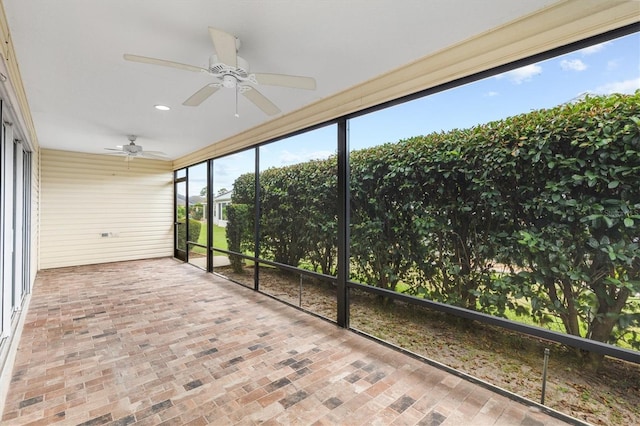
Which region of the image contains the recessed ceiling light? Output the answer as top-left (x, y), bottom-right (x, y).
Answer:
top-left (154, 104), bottom-right (170, 111)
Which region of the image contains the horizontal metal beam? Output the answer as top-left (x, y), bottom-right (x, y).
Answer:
top-left (210, 247), bottom-right (336, 283)
top-left (209, 245), bottom-right (640, 363)
top-left (347, 281), bottom-right (640, 364)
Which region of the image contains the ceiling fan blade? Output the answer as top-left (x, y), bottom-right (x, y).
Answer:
top-left (183, 84), bottom-right (220, 106)
top-left (142, 153), bottom-right (169, 160)
top-left (242, 87), bottom-right (281, 116)
top-left (253, 73), bottom-right (316, 90)
top-left (123, 54), bottom-right (207, 73)
top-left (144, 150), bottom-right (168, 156)
top-left (208, 27), bottom-right (237, 68)
top-left (104, 148), bottom-right (124, 152)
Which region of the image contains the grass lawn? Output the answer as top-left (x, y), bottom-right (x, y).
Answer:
top-left (191, 222), bottom-right (228, 255)
top-left (196, 222), bottom-right (228, 250)
top-left (392, 280), bottom-right (638, 350)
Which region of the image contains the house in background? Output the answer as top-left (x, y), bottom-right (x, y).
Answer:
top-left (0, 0), bottom-right (638, 414)
top-left (213, 190), bottom-right (232, 227)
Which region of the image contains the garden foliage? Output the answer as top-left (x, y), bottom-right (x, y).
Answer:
top-left (226, 92), bottom-right (640, 356)
top-left (177, 218), bottom-right (202, 250)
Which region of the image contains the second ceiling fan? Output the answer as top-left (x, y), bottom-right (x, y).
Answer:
top-left (124, 27), bottom-right (316, 116)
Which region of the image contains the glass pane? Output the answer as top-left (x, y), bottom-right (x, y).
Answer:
top-left (349, 31), bottom-right (640, 337)
top-left (22, 151), bottom-right (31, 294)
top-left (175, 180), bottom-right (187, 256)
top-left (188, 243), bottom-right (207, 270)
top-left (258, 124), bottom-right (337, 275)
top-left (187, 162), bottom-right (208, 266)
top-left (347, 32), bottom-right (640, 422)
top-left (212, 248), bottom-right (255, 289)
top-left (258, 264), bottom-right (337, 321)
top-left (213, 149), bottom-right (256, 275)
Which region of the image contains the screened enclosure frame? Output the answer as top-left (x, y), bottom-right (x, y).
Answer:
top-left (174, 22), bottom-right (640, 365)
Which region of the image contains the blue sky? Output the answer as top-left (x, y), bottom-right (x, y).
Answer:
top-left (189, 31), bottom-right (640, 196)
top-left (349, 32), bottom-right (640, 151)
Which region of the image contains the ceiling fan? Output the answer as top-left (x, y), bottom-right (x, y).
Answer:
top-left (124, 27), bottom-right (316, 116)
top-left (105, 135), bottom-right (168, 161)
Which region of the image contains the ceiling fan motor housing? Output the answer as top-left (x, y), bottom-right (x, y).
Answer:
top-left (124, 144), bottom-right (143, 154)
top-left (209, 55), bottom-right (249, 77)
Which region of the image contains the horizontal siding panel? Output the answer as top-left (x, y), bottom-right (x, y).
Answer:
top-left (39, 232), bottom-right (174, 244)
top-left (40, 235), bottom-right (173, 246)
top-left (40, 208), bottom-right (173, 217)
top-left (40, 236), bottom-right (174, 248)
top-left (42, 242), bottom-right (173, 254)
top-left (42, 214), bottom-right (172, 220)
top-left (42, 177), bottom-right (172, 188)
top-left (42, 239), bottom-right (172, 252)
top-left (40, 222), bottom-right (173, 232)
top-left (40, 149), bottom-right (174, 269)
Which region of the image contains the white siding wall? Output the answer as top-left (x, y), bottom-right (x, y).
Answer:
top-left (40, 149), bottom-right (173, 269)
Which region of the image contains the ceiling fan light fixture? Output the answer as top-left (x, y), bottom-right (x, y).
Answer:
top-left (154, 104), bottom-right (170, 111)
top-left (222, 75), bottom-right (237, 88)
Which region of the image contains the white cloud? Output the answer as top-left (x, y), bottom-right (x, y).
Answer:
top-left (485, 91), bottom-right (499, 97)
top-left (606, 60), bottom-right (619, 71)
top-left (560, 59), bottom-right (587, 71)
top-left (578, 42), bottom-right (610, 55)
top-left (495, 64), bottom-right (542, 84)
top-left (280, 149), bottom-right (333, 165)
top-left (593, 77), bottom-right (640, 95)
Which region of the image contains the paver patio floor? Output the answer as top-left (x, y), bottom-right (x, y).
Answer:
top-left (2, 258), bottom-right (573, 425)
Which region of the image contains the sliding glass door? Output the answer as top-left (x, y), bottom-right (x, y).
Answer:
top-left (1, 115), bottom-right (31, 343)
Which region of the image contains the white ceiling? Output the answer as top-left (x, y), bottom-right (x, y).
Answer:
top-left (3, 0), bottom-right (560, 160)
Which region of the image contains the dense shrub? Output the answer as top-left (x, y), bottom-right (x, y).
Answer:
top-left (189, 203), bottom-right (204, 220)
top-left (177, 218), bottom-right (202, 249)
top-left (226, 92), bottom-right (640, 363)
top-left (225, 203), bottom-right (252, 273)
top-left (260, 159), bottom-right (337, 273)
top-left (231, 161), bottom-right (338, 274)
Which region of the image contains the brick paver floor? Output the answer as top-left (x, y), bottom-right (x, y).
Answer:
top-left (2, 258), bottom-right (574, 425)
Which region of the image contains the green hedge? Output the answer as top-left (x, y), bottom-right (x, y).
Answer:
top-left (225, 203), bottom-right (252, 273)
top-left (232, 159), bottom-right (338, 274)
top-left (227, 92), bottom-right (640, 359)
top-left (177, 218), bottom-right (202, 249)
